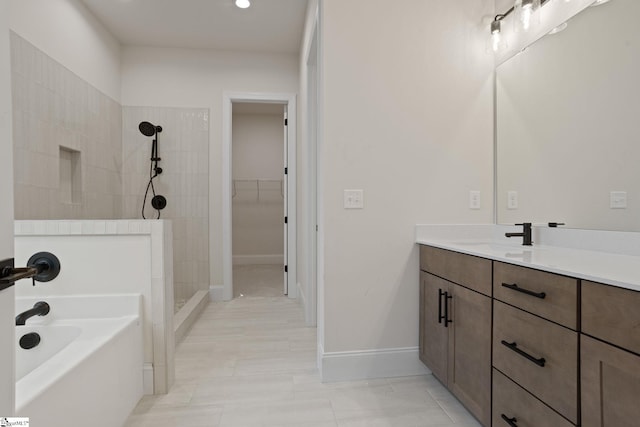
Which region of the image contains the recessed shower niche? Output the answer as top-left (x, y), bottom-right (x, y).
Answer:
top-left (59, 146), bottom-right (82, 204)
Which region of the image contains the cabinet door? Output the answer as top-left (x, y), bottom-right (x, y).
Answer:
top-left (420, 272), bottom-right (449, 385)
top-left (448, 284), bottom-right (491, 427)
top-left (582, 335), bottom-right (640, 427)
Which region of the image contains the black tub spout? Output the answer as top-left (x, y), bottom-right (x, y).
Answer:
top-left (15, 301), bottom-right (50, 326)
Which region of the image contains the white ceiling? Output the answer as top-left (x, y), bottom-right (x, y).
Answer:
top-left (80, 0), bottom-right (309, 54)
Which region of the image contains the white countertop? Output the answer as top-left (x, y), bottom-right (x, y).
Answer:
top-left (415, 224), bottom-right (640, 292)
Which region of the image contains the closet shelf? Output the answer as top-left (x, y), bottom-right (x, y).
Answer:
top-left (232, 179), bottom-right (283, 201)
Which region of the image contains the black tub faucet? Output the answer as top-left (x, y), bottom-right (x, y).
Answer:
top-left (505, 223), bottom-right (532, 246)
top-left (15, 301), bottom-right (50, 326)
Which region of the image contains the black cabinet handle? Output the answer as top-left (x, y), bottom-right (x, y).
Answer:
top-left (438, 289), bottom-right (444, 324)
top-left (501, 283), bottom-right (546, 299)
top-left (444, 292), bottom-right (452, 327)
top-left (501, 414), bottom-right (518, 426)
top-left (501, 340), bottom-right (546, 367)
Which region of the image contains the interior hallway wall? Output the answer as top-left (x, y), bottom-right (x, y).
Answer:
top-left (232, 112), bottom-right (285, 265)
top-left (122, 106), bottom-right (209, 310)
top-left (120, 47), bottom-right (299, 293)
top-left (319, 0), bottom-right (495, 363)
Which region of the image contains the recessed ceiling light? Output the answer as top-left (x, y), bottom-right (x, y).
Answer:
top-left (235, 0), bottom-right (251, 9)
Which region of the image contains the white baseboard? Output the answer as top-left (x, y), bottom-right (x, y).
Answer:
top-left (209, 285), bottom-right (224, 301)
top-left (320, 346), bottom-right (430, 382)
top-left (233, 254), bottom-right (283, 265)
top-left (143, 363), bottom-right (154, 395)
top-left (174, 290), bottom-right (209, 344)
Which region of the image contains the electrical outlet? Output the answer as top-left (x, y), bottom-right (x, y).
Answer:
top-left (344, 189), bottom-right (364, 209)
top-left (469, 191), bottom-right (481, 209)
top-left (507, 191), bottom-right (518, 210)
top-left (610, 191), bottom-right (627, 209)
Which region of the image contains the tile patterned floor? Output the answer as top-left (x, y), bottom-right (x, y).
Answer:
top-left (124, 265), bottom-right (481, 427)
top-left (233, 265), bottom-right (285, 298)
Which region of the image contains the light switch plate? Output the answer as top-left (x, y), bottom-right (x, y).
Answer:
top-left (344, 189), bottom-right (364, 209)
top-left (610, 191), bottom-right (627, 209)
top-left (469, 191), bottom-right (481, 209)
top-left (507, 191), bottom-right (518, 210)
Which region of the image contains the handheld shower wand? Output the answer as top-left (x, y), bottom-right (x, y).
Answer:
top-left (139, 121), bottom-right (167, 219)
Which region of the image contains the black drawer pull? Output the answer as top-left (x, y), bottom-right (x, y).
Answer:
top-left (502, 283), bottom-right (546, 299)
top-left (438, 289), bottom-right (445, 324)
top-left (501, 414), bottom-right (518, 426)
top-left (444, 291), bottom-right (452, 327)
top-left (501, 340), bottom-right (546, 367)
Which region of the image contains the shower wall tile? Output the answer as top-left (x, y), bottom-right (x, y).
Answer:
top-left (10, 33), bottom-right (122, 220)
top-left (122, 106), bottom-right (210, 311)
top-left (10, 32), bottom-right (208, 314)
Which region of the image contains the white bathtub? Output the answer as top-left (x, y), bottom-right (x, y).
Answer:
top-left (14, 295), bottom-right (144, 427)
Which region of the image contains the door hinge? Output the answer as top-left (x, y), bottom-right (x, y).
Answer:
top-left (284, 167), bottom-right (288, 175)
top-left (284, 118), bottom-right (288, 126)
top-left (284, 216), bottom-right (288, 224)
top-left (285, 265), bottom-right (288, 273)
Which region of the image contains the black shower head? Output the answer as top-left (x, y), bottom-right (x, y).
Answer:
top-left (139, 121), bottom-right (162, 137)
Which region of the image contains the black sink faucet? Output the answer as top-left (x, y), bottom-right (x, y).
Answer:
top-left (15, 301), bottom-right (50, 326)
top-left (505, 223), bottom-right (533, 246)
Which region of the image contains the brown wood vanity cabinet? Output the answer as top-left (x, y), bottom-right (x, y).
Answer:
top-left (581, 281), bottom-right (640, 427)
top-left (419, 244), bottom-right (640, 427)
top-left (492, 262), bottom-right (579, 425)
top-left (419, 246), bottom-right (492, 427)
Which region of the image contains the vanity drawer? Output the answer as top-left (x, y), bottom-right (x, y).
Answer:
top-left (493, 262), bottom-right (578, 329)
top-left (493, 301), bottom-right (578, 424)
top-left (493, 369), bottom-right (574, 427)
top-left (582, 281), bottom-right (640, 355)
top-left (419, 245), bottom-right (491, 296)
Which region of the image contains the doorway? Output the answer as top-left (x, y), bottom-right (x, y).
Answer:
top-left (222, 92), bottom-right (297, 301)
top-left (231, 102), bottom-right (286, 298)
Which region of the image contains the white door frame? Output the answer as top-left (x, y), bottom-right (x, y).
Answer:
top-left (222, 92), bottom-right (297, 301)
top-left (304, 18), bottom-right (319, 326)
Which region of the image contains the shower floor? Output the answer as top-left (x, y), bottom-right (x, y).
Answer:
top-left (233, 264), bottom-right (284, 298)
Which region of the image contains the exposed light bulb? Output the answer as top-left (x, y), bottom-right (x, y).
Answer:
top-left (235, 0), bottom-right (250, 9)
top-left (514, 0), bottom-right (540, 33)
top-left (487, 18), bottom-right (507, 53)
top-left (491, 20), bottom-right (502, 52)
top-left (521, 0), bottom-right (534, 30)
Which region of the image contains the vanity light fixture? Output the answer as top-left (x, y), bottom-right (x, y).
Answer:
top-left (489, 0), bottom-right (554, 53)
top-left (235, 0), bottom-right (250, 9)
